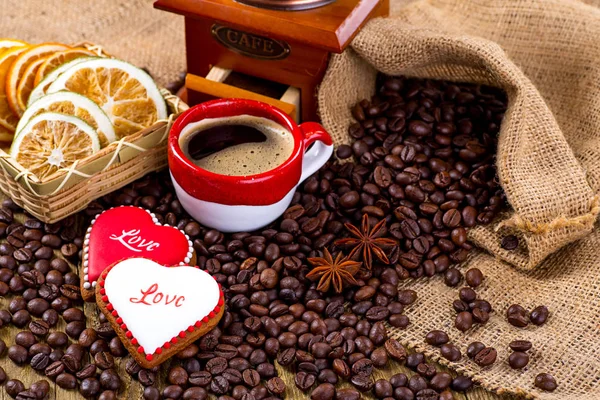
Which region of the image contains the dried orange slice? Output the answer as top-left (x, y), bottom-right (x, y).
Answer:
top-left (6, 43), bottom-right (70, 117)
top-left (10, 112), bottom-right (100, 181)
top-left (0, 39), bottom-right (28, 55)
top-left (15, 56), bottom-right (48, 115)
top-left (17, 92), bottom-right (116, 147)
top-left (28, 57), bottom-right (95, 107)
top-left (47, 58), bottom-right (167, 138)
top-left (34, 48), bottom-right (96, 86)
top-left (0, 46), bottom-right (29, 135)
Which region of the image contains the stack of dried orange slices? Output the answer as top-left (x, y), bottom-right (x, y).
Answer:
top-left (0, 39), bottom-right (167, 181)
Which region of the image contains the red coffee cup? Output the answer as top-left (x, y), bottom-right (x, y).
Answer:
top-left (168, 98), bottom-right (333, 232)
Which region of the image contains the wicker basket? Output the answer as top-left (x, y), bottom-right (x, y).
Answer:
top-left (0, 43), bottom-right (188, 223)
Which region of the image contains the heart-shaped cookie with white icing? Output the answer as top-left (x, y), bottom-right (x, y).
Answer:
top-left (96, 257), bottom-right (224, 368)
top-left (80, 206), bottom-right (195, 301)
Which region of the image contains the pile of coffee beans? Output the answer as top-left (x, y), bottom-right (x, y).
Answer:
top-left (0, 75), bottom-right (557, 399)
top-left (337, 75), bottom-right (507, 279)
top-left (508, 340), bottom-right (531, 370)
top-left (506, 304), bottom-right (549, 328)
top-left (452, 286), bottom-right (492, 332)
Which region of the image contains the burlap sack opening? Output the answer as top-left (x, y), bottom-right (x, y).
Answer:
top-left (318, 3), bottom-right (599, 272)
top-left (319, 1), bottom-right (600, 398)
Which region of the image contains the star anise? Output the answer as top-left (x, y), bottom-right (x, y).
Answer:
top-left (335, 214), bottom-right (397, 269)
top-left (306, 248), bottom-right (361, 293)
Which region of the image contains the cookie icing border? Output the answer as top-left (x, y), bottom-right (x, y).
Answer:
top-left (82, 206), bottom-right (194, 289)
top-left (97, 261), bottom-right (224, 363)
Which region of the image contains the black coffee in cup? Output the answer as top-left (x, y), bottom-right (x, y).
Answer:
top-left (178, 115), bottom-right (294, 176)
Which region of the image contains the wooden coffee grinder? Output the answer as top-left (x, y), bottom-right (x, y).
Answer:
top-left (154, 0), bottom-right (389, 122)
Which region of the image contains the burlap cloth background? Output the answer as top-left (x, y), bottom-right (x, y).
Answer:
top-left (2, 0), bottom-right (600, 399)
top-left (318, 0), bottom-right (600, 398)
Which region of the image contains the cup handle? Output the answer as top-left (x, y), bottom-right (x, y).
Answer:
top-left (298, 122), bottom-right (334, 184)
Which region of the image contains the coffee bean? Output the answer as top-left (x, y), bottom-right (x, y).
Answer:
top-left (183, 387), bottom-right (207, 400)
top-left (138, 370), bottom-right (156, 386)
top-left (42, 309), bottom-right (58, 327)
top-left (62, 354), bottom-right (81, 372)
top-left (472, 308), bottom-right (489, 324)
top-left (335, 388), bottom-right (361, 400)
top-left (444, 268), bottom-right (462, 287)
top-left (336, 145), bottom-right (353, 159)
top-left (415, 362), bottom-right (436, 379)
top-left (406, 352), bottom-right (425, 370)
top-left (124, 359), bottom-right (141, 377)
top-left (295, 371), bottom-right (315, 391)
top-left (311, 383), bottom-right (335, 400)
top-left (8, 344), bottom-right (28, 364)
top-left (45, 360), bottom-right (65, 378)
top-left (439, 343), bottom-right (461, 361)
top-left (465, 268), bottom-right (483, 287)
top-left (206, 357), bottom-right (228, 375)
top-left (6, 379), bottom-right (25, 398)
top-left (458, 287), bottom-right (476, 303)
top-left (15, 330), bottom-right (36, 348)
top-left (332, 359), bottom-right (350, 379)
top-left (98, 369), bottom-right (120, 391)
top-left (12, 310), bottom-right (30, 328)
top-left (66, 321), bottom-right (86, 338)
top-left (98, 390), bottom-right (117, 400)
top-left (242, 369), bottom-right (261, 387)
top-left (474, 347), bottom-right (497, 366)
top-left (365, 306), bottom-right (389, 322)
top-left (143, 386), bottom-right (160, 400)
top-left (276, 348), bottom-right (295, 366)
top-left (56, 373), bottom-right (77, 389)
top-left (508, 351), bottom-right (529, 369)
top-left (507, 304), bottom-right (529, 328)
top-left (168, 366), bottom-right (188, 386)
top-left (384, 339), bottom-right (407, 362)
top-left (530, 305), bottom-right (549, 326)
top-left (442, 209), bottom-right (462, 227)
top-left (408, 374), bottom-right (428, 393)
top-left (350, 374), bottom-right (374, 392)
top-left (455, 311), bottom-right (473, 332)
top-left (31, 353), bottom-right (50, 370)
top-left (351, 358), bottom-right (373, 376)
top-left (469, 299), bottom-right (492, 313)
top-left (509, 340), bottom-right (532, 352)
top-left (501, 235), bottom-right (519, 250)
top-left (425, 330), bottom-right (449, 346)
top-left (452, 300), bottom-right (469, 313)
top-left (534, 373), bottom-right (557, 392)
top-left (397, 290), bottom-right (417, 305)
top-left (77, 364), bottom-right (97, 380)
top-left (265, 376), bottom-right (285, 395)
top-left (60, 284), bottom-right (81, 300)
top-left (428, 372), bottom-right (452, 392)
top-left (451, 376), bottom-right (473, 392)
top-left (63, 307), bottom-right (84, 322)
top-left (61, 243), bottom-right (78, 258)
top-left (80, 377), bottom-right (101, 397)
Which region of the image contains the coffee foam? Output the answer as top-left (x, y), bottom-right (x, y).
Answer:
top-left (179, 115), bottom-right (294, 176)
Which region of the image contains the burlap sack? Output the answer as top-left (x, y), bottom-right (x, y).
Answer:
top-left (319, 0), bottom-right (600, 272)
top-left (319, 0), bottom-right (600, 398)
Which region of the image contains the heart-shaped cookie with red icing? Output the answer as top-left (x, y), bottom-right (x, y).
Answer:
top-left (96, 258), bottom-right (224, 368)
top-left (80, 206), bottom-right (195, 301)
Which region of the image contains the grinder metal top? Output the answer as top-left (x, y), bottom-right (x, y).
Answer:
top-left (235, 0), bottom-right (336, 11)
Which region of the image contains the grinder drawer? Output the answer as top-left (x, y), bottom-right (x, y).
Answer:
top-left (185, 67), bottom-right (301, 122)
